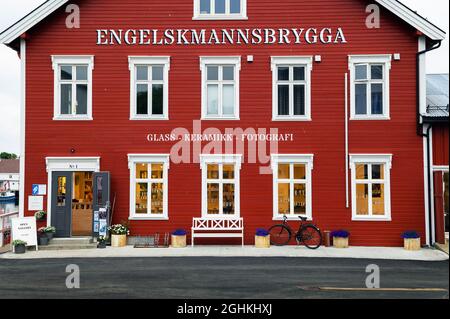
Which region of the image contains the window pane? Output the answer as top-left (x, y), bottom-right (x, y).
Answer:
top-left (222, 66), bottom-right (234, 80)
top-left (136, 163), bottom-right (148, 179)
top-left (200, 0), bottom-right (211, 14)
top-left (215, 0), bottom-right (226, 14)
top-left (293, 85), bottom-right (305, 116)
top-left (372, 184), bottom-right (385, 215)
top-left (294, 67), bottom-right (305, 81)
top-left (371, 83), bottom-right (383, 115)
top-left (223, 183), bottom-right (235, 215)
top-left (207, 66), bottom-right (218, 80)
top-left (294, 183), bottom-right (306, 214)
top-left (371, 65), bottom-right (383, 80)
top-left (152, 84), bottom-right (164, 115)
top-left (152, 66), bottom-right (164, 81)
top-left (222, 84), bottom-right (235, 115)
top-left (76, 84), bottom-right (88, 115)
top-left (57, 176), bottom-right (67, 206)
top-left (151, 183), bottom-right (164, 215)
top-left (76, 66), bottom-right (87, 81)
top-left (355, 83), bottom-right (367, 115)
top-left (136, 84), bottom-right (148, 115)
top-left (355, 65), bottom-right (367, 80)
top-left (230, 0), bottom-right (241, 13)
top-left (277, 67), bottom-right (289, 81)
top-left (372, 164), bottom-right (384, 179)
top-left (356, 164), bottom-right (368, 180)
top-left (207, 164), bottom-right (219, 179)
top-left (356, 184), bottom-right (369, 215)
top-left (151, 163), bottom-right (163, 179)
top-left (294, 164), bottom-right (306, 179)
top-left (136, 66), bottom-right (148, 81)
top-left (278, 85), bottom-right (289, 115)
top-left (135, 183), bottom-right (148, 214)
top-left (60, 84), bottom-right (72, 115)
top-left (278, 164), bottom-right (290, 179)
top-left (207, 183), bottom-right (219, 214)
top-left (207, 84), bottom-right (219, 115)
top-left (61, 66), bottom-right (72, 80)
top-left (278, 183), bottom-right (290, 215)
top-left (223, 164), bottom-right (234, 179)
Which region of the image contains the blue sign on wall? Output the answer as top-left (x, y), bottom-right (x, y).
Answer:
top-left (32, 184), bottom-right (39, 196)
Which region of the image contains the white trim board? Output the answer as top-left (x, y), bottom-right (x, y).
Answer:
top-left (0, 0), bottom-right (445, 45)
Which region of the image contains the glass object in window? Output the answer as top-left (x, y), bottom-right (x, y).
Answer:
top-left (356, 184), bottom-right (369, 215)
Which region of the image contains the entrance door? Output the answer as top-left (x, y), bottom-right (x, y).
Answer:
top-left (51, 172), bottom-right (73, 238)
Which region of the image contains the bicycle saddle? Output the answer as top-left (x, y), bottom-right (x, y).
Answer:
top-left (298, 216), bottom-right (308, 221)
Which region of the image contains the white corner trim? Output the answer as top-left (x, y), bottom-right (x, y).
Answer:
top-left (18, 39), bottom-right (26, 218)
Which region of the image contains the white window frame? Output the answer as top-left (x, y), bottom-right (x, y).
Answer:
top-left (348, 55), bottom-right (392, 120)
top-left (200, 56), bottom-right (241, 120)
top-left (52, 55), bottom-right (94, 120)
top-left (200, 154), bottom-right (242, 218)
top-left (349, 154), bottom-right (392, 221)
top-left (128, 154), bottom-right (170, 220)
top-left (193, 0), bottom-right (248, 20)
top-left (271, 154), bottom-right (314, 221)
top-left (271, 56), bottom-right (313, 121)
top-left (128, 56), bottom-right (170, 120)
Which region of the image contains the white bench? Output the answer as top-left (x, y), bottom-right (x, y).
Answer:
top-left (191, 218), bottom-right (244, 247)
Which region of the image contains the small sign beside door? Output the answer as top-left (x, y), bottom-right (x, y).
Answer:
top-left (32, 184), bottom-right (47, 196)
top-left (28, 195), bottom-right (44, 211)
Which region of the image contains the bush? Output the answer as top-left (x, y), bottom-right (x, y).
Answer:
top-left (109, 224), bottom-right (130, 235)
top-left (255, 228), bottom-right (270, 237)
top-left (38, 226), bottom-right (56, 233)
top-left (34, 211), bottom-right (47, 220)
top-left (401, 231), bottom-right (420, 239)
top-left (330, 230), bottom-right (350, 238)
top-left (172, 229), bottom-right (187, 236)
top-left (12, 240), bottom-right (27, 246)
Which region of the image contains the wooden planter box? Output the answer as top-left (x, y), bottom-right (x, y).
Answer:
top-left (111, 234), bottom-right (127, 247)
top-left (404, 238), bottom-right (421, 251)
top-left (171, 235), bottom-right (187, 248)
top-left (333, 237), bottom-right (349, 248)
top-left (255, 235), bottom-right (270, 248)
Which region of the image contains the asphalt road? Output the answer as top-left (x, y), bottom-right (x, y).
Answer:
top-left (0, 257), bottom-right (448, 299)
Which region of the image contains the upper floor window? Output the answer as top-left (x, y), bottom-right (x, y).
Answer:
top-left (128, 57), bottom-right (170, 120)
top-left (200, 56), bottom-right (240, 120)
top-left (349, 55), bottom-right (391, 120)
top-left (52, 56), bottom-right (94, 120)
top-left (271, 57), bottom-right (313, 121)
top-left (193, 0), bottom-right (247, 20)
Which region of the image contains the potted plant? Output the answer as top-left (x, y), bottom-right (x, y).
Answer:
top-left (109, 223), bottom-right (129, 247)
top-left (12, 240), bottom-right (27, 254)
top-left (38, 231), bottom-right (49, 246)
top-left (97, 236), bottom-right (107, 249)
top-left (255, 228), bottom-right (270, 248)
top-left (171, 229), bottom-right (187, 248)
top-left (402, 231), bottom-right (421, 251)
top-left (331, 230), bottom-right (350, 248)
top-left (34, 210), bottom-right (47, 221)
top-left (39, 226), bottom-right (56, 239)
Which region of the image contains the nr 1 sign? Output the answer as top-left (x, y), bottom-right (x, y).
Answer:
top-left (11, 217), bottom-right (38, 251)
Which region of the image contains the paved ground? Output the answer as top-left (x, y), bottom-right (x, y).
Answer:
top-left (0, 257), bottom-right (448, 299)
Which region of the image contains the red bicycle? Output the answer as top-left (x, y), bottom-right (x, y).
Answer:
top-left (269, 215), bottom-right (322, 249)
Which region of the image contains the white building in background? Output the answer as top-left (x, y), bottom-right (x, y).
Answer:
top-left (0, 159), bottom-right (20, 192)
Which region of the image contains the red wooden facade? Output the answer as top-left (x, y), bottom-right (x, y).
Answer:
top-left (7, 0), bottom-right (444, 246)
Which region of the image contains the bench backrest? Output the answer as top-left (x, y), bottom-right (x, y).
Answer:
top-left (192, 218), bottom-right (244, 230)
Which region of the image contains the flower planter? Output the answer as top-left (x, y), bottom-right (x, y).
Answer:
top-left (14, 244), bottom-right (26, 254)
top-left (404, 238), bottom-right (421, 251)
top-left (333, 237), bottom-right (349, 248)
top-left (255, 235), bottom-right (270, 248)
top-left (171, 235), bottom-right (187, 248)
top-left (111, 234), bottom-right (127, 247)
top-left (39, 236), bottom-right (49, 246)
top-left (45, 232), bottom-right (54, 240)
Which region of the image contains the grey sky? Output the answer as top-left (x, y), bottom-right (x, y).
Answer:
top-left (0, 0), bottom-right (448, 155)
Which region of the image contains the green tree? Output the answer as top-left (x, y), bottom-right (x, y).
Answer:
top-left (0, 152), bottom-right (18, 159)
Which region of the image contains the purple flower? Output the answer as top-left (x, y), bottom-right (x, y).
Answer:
top-left (256, 228), bottom-right (269, 237)
top-left (172, 229), bottom-right (187, 236)
top-left (330, 230), bottom-right (350, 238)
top-left (401, 231), bottom-right (420, 239)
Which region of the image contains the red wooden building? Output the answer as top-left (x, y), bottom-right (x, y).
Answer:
top-left (0, 0), bottom-right (446, 246)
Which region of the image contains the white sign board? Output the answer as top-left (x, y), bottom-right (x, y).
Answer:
top-left (28, 195), bottom-right (44, 211)
top-left (11, 217), bottom-right (38, 251)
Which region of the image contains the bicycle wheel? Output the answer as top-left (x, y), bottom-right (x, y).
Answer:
top-left (298, 225), bottom-right (322, 249)
top-left (269, 225), bottom-right (292, 246)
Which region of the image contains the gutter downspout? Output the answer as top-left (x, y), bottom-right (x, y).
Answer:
top-left (416, 39), bottom-right (442, 246)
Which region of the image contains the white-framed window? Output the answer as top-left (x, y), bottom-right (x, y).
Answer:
top-left (200, 56), bottom-right (240, 120)
top-left (271, 57), bottom-right (313, 121)
top-left (51, 56), bottom-right (94, 120)
top-left (128, 154), bottom-right (170, 220)
top-left (128, 57), bottom-right (170, 120)
top-left (271, 154), bottom-right (314, 220)
top-left (200, 154), bottom-right (242, 217)
top-left (193, 0), bottom-right (247, 20)
top-left (349, 154), bottom-right (392, 221)
top-left (348, 55), bottom-right (391, 120)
